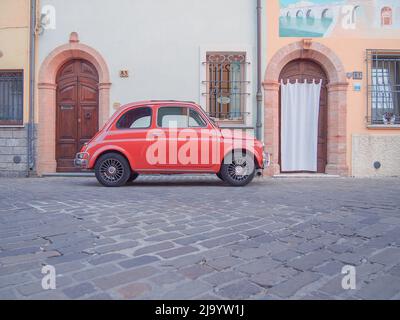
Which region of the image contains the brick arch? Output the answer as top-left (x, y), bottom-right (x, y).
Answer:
top-left (263, 41), bottom-right (349, 176)
top-left (37, 32), bottom-right (111, 175)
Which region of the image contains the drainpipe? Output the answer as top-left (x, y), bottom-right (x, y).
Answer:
top-left (27, 0), bottom-right (37, 176)
top-left (256, 0), bottom-right (263, 140)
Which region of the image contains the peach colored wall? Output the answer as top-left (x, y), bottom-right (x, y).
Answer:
top-left (0, 0), bottom-right (31, 124)
top-left (266, 1), bottom-right (400, 175)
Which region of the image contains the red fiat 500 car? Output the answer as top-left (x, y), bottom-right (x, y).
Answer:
top-left (75, 101), bottom-right (269, 187)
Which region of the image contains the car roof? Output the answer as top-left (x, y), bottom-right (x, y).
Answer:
top-left (119, 100), bottom-right (199, 111)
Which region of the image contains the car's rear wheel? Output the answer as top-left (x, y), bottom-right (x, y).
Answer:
top-left (220, 151), bottom-right (256, 187)
top-left (95, 153), bottom-right (131, 187)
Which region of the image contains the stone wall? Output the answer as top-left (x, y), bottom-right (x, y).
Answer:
top-left (352, 134), bottom-right (400, 177)
top-left (0, 127), bottom-right (28, 177)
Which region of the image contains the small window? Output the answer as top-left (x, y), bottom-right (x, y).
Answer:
top-left (0, 71), bottom-right (23, 125)
top-left (116, 107), bottom-right (152, 129)
top-left (157, 107), bottom-right (188, 128)
top-left (366, 50), bottom-right (400, 125)
top-left (157, 107), bottom-right (207, 128)
top-left (205, 52), bottom-right (248, 123)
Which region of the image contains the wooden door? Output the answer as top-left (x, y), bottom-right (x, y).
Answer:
top-left (279, 59), bottom-right (328, 173)
top-left (56, 59), bottom-right (99, 172)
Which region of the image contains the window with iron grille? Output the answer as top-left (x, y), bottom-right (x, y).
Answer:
top-left (203, 52), bottom-right (249, 123)
top-left (0, 71), bottom-right (23, 125)
top-left (367, 50), bottom-right (400, 125)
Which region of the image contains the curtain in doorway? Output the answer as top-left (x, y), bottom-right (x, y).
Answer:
top-left (281, 79), bottom-right (322, 172)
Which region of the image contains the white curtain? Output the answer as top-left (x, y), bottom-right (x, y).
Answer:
top-left (281, 79), bottom-right (322, 172)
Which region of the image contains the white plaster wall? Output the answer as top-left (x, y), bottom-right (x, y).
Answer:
top-left (352, 134), bottom-right (400, 177)
top-left (38, 0), bottom-right (259, 125)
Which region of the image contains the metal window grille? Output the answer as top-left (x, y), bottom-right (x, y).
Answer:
top-left (0, 71), bottom-right (23, 125)
top-left (366, 50), bottom-right (400, 125)
top-left (203, 52), bottom-right (250, 122)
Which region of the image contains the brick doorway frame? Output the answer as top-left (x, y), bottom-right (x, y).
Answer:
top-left (263, 41), bottom-right (349, 176)
top-left (37, 32), bottom-right (111, 175)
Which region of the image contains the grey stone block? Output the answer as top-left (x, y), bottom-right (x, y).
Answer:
top-left (118, 255), bottom-right (160, 269)
top-left (356, 275), bottom-right (400, 300)
top-left (217, 280), bottom-right (263, 299)
top-left (157, 246), bottom-right (198, 259)
top-left (268, 272), bottom-right (322, 298)
top-left (63, 282), bottom-right (97, 299)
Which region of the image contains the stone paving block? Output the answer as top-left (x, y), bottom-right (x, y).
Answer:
top-left (88, 253), bottom-right (128, 266)
top-left (144, 232), bottom-right (184, 242)
top-left (179, 264), bottom-right (214, 280)
top-left (271, 249), bottom-right (300, 262)
top-left (198, 234), bottom-right (244, 249)
top-left (250, 267), bottom-right (298, 287)
top-left (203, 271), bottom-right (245, 286)
top-left (217, 279), bottom-right (263, 299)
top-left (232, 248), bottom-right (267, 260)
top-left (118, 255), bottom-right (160, 269)
top-left (93, 266), bottom-right (159, 290)
top-left (94, 241), bottom-right (138, 254)
top-left (206, 256), bottom-right (242, 271)
top-left (148, 272), bottom-right (186, 286)
top-left (117, 282), bottom-right (151, 299)
top-left (161, 280), bottom-right (213, 300)
top-left (133, 242), bottom-right (175, 256)
top-left (356, 275), bottom-right (400, 300)
top-left (313, 261), bottom-right (344, 276)
top-left (63, 282), bottom-right (97, 299)
top-left (72, 264), bottom-right (121, 282)
top-left (0, 272), bottom-right (33, 289)
top-left (235, 257), bottom-right (280, 274)
top-left (268, 272), bottom-right (322, 298)
top-left (369, 247), bottom-right (400, 266)
top-left (157, 246), bottom-right (199, 259)
top-left (287, 251), bottom-right (331, 271)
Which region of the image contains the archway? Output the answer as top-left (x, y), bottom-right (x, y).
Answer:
top-left (37, 32), bottom-right (111, 175)
top-left (263, 41), bottom-right (349, 176)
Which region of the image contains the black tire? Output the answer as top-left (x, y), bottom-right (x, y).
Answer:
top-left (220, 151), bottom-right (256, 187)
top-left (216, 172), bottom-right (224, 180)
top-left (128, 172), bottom-right (139, 182)
top-left (95, 153), bottom-right (131, 187)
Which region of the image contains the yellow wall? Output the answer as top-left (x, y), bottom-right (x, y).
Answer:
top-left (0, 0), bottom-right (31, 124)
top-left (266, 0), bottom-right (400, 174)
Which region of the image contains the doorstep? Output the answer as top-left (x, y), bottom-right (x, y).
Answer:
top-left (273, 173), bottom-right (341, 179)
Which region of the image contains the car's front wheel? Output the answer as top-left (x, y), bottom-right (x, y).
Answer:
top-left (220, 151), bottom-right (256, 187)
top-left (95, 153), bottom-right (131, 187)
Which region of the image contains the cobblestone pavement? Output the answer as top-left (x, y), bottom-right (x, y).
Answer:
top-left (0, 175), bottom-right (400, 300)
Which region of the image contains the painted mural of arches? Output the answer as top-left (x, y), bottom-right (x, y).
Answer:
top-left (296, 10), bottom-right (304, 18)
top-left (321, 9), bottom-right (332, 20)
top-left (381, 7), bottom-right (393, 26)
top-left (352, 5), bottom-right (360, 24)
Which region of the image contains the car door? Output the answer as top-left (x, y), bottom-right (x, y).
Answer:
top-left (153, 105), bottom-right (219, 171)
top-left (106, 106), bottom-right (154, 170)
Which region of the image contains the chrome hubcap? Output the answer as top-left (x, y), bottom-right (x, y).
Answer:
top-left (227, 155), bottom-right (251, 182)
top-left (100, 159), bottom-right (124, 183)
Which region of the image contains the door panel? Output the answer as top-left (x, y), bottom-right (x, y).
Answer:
top-left (56, 59), bottom-right (99, 172)
top-left (279, 59), bottom-right (328, 173)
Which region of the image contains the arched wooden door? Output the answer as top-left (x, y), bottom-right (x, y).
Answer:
top-left (56, 59), bottom-right (99, 172)
top-left (279, 59), bottom-right (328, 173)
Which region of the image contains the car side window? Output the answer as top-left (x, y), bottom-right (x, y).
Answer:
top-left (189, 109), bottom-right (207, 128)
top-left (116, 107), bottom-right (152, 129)
top-left (157, 107), bottom-right (188, 128)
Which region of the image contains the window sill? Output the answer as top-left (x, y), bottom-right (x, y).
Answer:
top-left (367, 124), bottom-right (400, 130)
